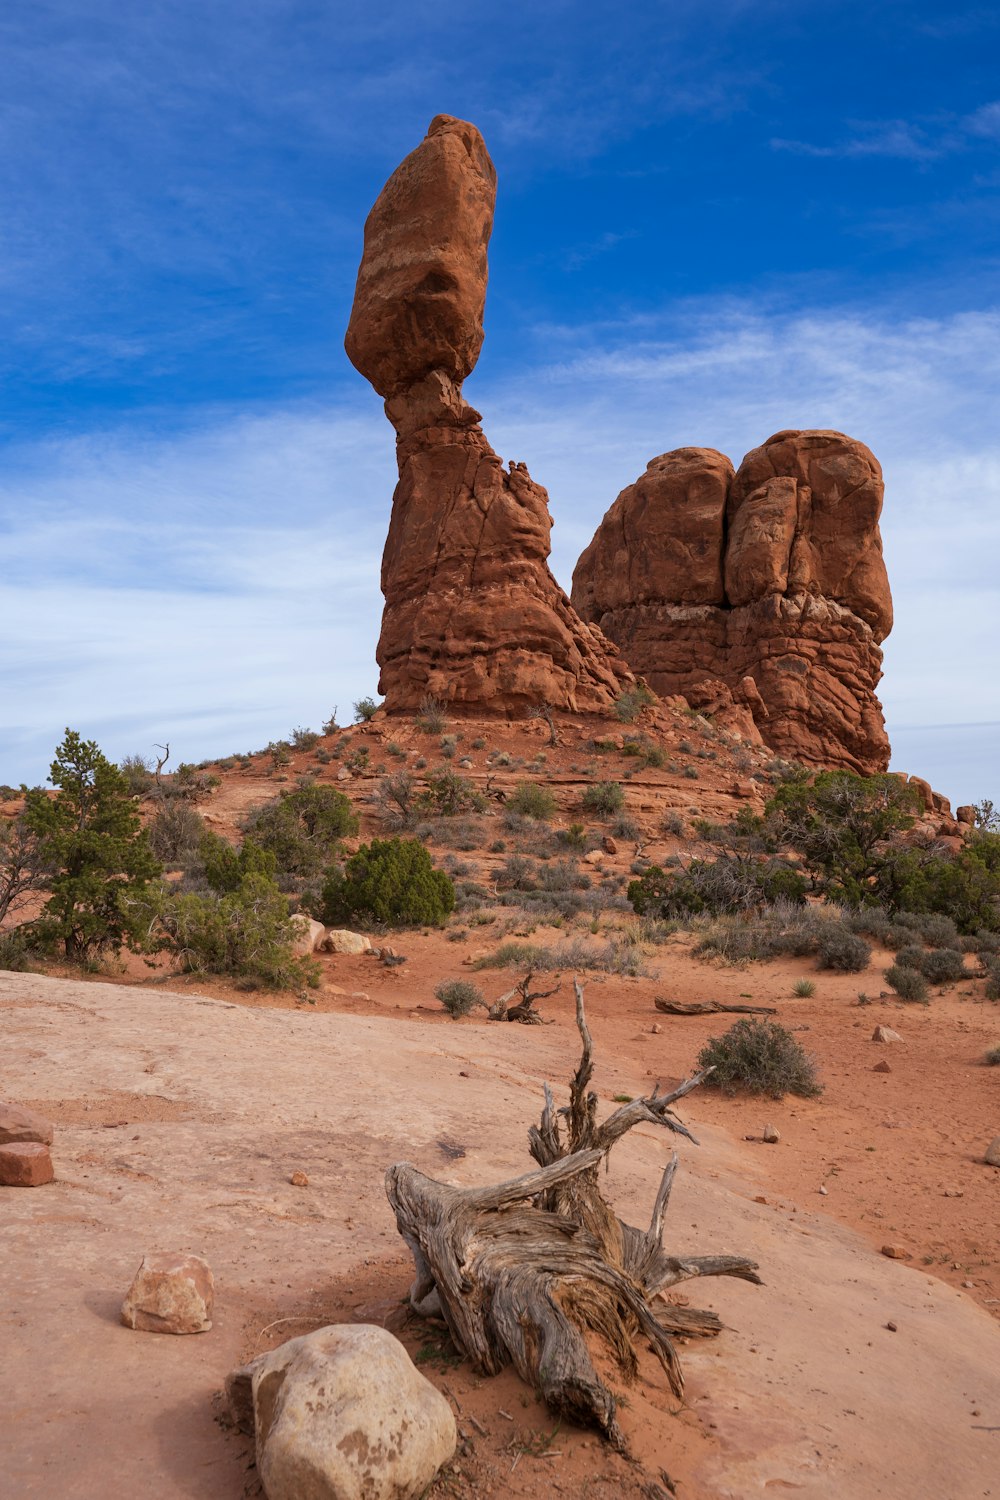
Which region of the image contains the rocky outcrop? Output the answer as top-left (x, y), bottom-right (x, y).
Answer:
top-left (572, 431), bottom-right (893, 772)
top-left (345, 115), bottom-right (631, 713)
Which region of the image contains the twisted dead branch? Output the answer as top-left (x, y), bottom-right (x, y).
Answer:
top-left (385, 980), bottom-right (760, 1447)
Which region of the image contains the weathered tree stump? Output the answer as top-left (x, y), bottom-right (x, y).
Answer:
top-left (385, 982), bottom-right (760, 1447)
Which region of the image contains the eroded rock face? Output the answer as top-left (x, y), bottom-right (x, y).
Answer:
top-left (572, 431), bottom-right (892, 773)
top-left (346, 116), bottom-right (631, 714)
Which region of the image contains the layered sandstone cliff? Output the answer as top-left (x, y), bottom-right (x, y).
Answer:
top-left (345, 114), bottom-right (631, 713)
top-left (572, 431), bottom-right (893, 773)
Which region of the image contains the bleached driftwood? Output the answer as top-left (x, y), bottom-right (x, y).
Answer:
top-left (385, 981), bottom-right (760, 1447)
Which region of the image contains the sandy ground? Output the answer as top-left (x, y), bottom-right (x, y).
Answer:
top-left (3, 969), bottom-right (999, 1500)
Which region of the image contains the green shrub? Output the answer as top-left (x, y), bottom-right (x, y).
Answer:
top-left (885, 963), bottom-right (929, 1002)
top-left (291, 727), bottom-right (320, 750)
top-left (242, 785), bottom-right (358, 878)
top-left (0, 926), bottom-right (48, 971)
top-left (317, 838), bottom-right (455, 927)
top-left (154, 872), bottom-right (316, 990)
top-left (792, 978), bottom-right (816, 997)
top-left (119, 753), bottom-right (153, 796)
top-left (582, 782), bottom-right (625, 818)
top-left (698, 1018), bottom-right (821, 1098)
top-left (628, 858), bottom-right (807, 920)
top-left (147, 802), bottom-right (206, 866)
top-left (558, 823), bottom-right (588, 851)
top-left (874, 835), bottom-right (1000, 934)
top-left (920, 948), bottom-right (967, 984)
top-left (472, 935), bottom-right (647, 976)
top-left (353, 697), bottom-right (380, 722)
top-left (622, 736), bottom-right (666, 768)
top-left (199, 833), bottom-right (277, 894)
top-left (415, 696), bottom-right (447, 735)
top-left (507, 782), bottom-right (557, 820)
top-left (613, 684), bottom-right (656, 723)
top-left (434, 978), bottom-right (484, 1018)
top-left (816, 928), bottom-right (871, 973)
top-left (23, 730), bottom-right (161, 961)
top-left (416, 769), bottom-right (487, 818)
top-left (768, 770), bottom-right (919, 906)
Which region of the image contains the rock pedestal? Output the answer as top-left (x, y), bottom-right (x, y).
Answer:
top-left (345, 116), bottom-right (631, 714)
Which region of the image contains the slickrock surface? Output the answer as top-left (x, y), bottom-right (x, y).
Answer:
top-left (345, 116), bottom-right (631, 714)
top-left (2, 970), bottom-right (999, 1499)
top-left (573, 431), bottom-right (893, 772)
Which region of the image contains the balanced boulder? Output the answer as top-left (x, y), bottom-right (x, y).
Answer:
top-left (345, 115), bottom-right (631, 715)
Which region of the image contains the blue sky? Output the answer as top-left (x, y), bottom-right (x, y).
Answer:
top-left (3, 0), bottom-right (998, 807)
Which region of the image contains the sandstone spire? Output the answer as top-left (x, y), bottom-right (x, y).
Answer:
top-left (345, 115), bottom-right (631, 713)
top-left (572, 430), bottom-right (893, 773)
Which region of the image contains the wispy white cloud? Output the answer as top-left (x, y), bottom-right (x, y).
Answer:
top-left (771, 100), bottom-right (1000, 162)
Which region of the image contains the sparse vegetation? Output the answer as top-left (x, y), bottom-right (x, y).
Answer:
top-left (582, 781), bottom-right (625, 817)
top-left (884, 963), bottom-right (930, 1002)
top-left (153, 872), bottom-right (317, 991)
top-left (317, 837), bottom-right (455, 928)
top-left (243, 785), bottom-right (358, 878)
top-left (628, 857), bottom-right (807, 920)
top-left (353, 696), bottom-right (380, 722)
top-left (698, 1018), bottom-right (821, 1098)
top-left (815, 927), bottom-right (871, 972)
top-left (507, 782), bottom-right (557, 820)
top-left (434, 978), bottom-right (484, 1018)
top-left (793, 978), bottom-right (816, 997)
top-left (146, 802), bottom-right (206, 866)
top-left (415, 696), bottom-right (447, 735)
top-left (612, 683), bottom-right (655, 723)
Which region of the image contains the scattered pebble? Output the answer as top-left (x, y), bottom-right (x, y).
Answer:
top-left (762, 1123), bottom-right (780, 1144)
top-left (881, 1244), bottom-right (909, 1260)
top-left (818, 1185), bottom-right (828, 1195)
top-left (886, 1321), bottom-right (898, 1332)
top-left (873, 1060), bottom-right (892, 1073)
top-left (290, 1170), bottom-right (309, 1187)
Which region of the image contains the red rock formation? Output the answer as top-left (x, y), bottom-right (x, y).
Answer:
top-left (345, 115), bottom-right (631, 713)
top-left (572, 431), bottom-right (893, 773)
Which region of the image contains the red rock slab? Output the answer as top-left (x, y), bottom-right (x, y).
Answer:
top-left (0, 1141), bottom-right (54, 1186)
top-left (0, 1101), bottom-right (55, 1145)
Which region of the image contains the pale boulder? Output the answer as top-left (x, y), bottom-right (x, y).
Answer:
top-left (227, 1323), bottom-right (456, 1500)
top-left (290, 915), bottom-right (327, 956)
top-left (121, 1252), bottom-right (214, 1334)
top-left (321, 929), bottom-right (373, 956)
